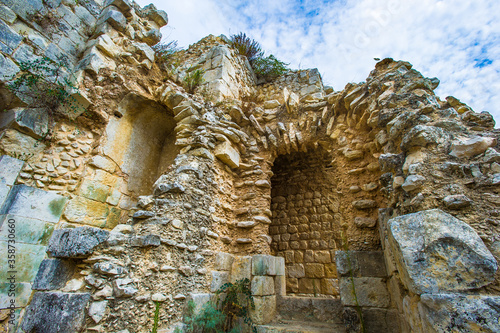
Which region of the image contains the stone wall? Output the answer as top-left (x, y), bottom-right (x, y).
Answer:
top-left (0, 0), bottom-right (499, 332)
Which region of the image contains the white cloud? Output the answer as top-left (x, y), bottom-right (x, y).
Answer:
top-left (136, 0), bottom-right (500, 125)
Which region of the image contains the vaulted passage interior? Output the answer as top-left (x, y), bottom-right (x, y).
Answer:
top-left (103, 93), bottom-right (179, 196)
top-left (270, 148), bottom-right (342, 295)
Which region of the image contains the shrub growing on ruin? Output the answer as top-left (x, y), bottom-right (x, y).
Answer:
top-left (153, 40), bottom-right (181, 64)
top-left (183, 68), bottom-right (205, 94)
top-left (229, 32), bottom-right (263, 66)
top-left (252, 54), bottom-right (289, 81)
top-left (177, 278), bottom-right (256, 333)
top-left (5, 56), bottom-right (83, 138)
top-left (229, 32), bottom-right (288, 82)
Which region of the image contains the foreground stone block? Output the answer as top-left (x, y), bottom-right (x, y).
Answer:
top-left (1, 185), bottom-right (67, 223)
top-left (0, 215), bottom-right (54, 246)
top-left (449, 136), bottom-right (497, 158)
top-left (419, 294), bottom-right (500, 333)
top-left (21, 292), bottom-right (91, 333)
top-left (230, 256), bottom-right (251, 283)
top-left (214, 252), bottom-right (234, 271)
top-left (0, 107), bottom-right (49, 139)
top-left (47, 227), bottom-right (109, 258)
top-left (339, 277), bottom-right (390, 307)
top-left (251, 276), bottom-right (274, 296)
top-left (252, 255), bottom-right (276, 276)
top-left (210, 271), bottom-right (229, 292)
top-left (250, 295), bottom-right (276, 325)
top-left (32, 259), bottom-right (76, 290)
top-left (388, 209), bottom-right (498, 294)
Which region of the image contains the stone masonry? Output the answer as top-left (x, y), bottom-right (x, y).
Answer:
top-left (0, 0), bottom-right (499, 332)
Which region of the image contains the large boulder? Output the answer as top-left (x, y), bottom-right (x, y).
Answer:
top-left (388, 209), bottom-right (497, 294)
top-left (47, 227), bottom-right (109, 258)
top-left (419, 294), bottom-right (500, 332)
top-left (21, 292), bottom-right (91, 332)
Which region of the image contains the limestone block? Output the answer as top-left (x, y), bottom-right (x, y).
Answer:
top-left (449, 136), bottom-right (497, 158)
top-left (89, 300), bottom-right (108, 324)
top-left (93, 34), bottom-right (120, 58)
top-left (286, 264), bottom-right (305, 278)
top-left (0, 241), bottom-right (45, 283)
top-left (113, 278), bottom-right (138, 297)
top-left (215, 140), bottom-right (240, 168)
top-left (362, 308), bottom-right (401, 333)
top-left (99, 6), bottom-right (126, 32)
top-left (401, 174), bottom-right (425, 192)
top-left (419, 294), bottom-right (500, 333)
top-left (0, 155), bottom-right (24, 186)
top-left (0, 20), bottom-right (22, 52)
top-left (104, 0), bottom-right (132, 13)
top-left (32, 259), bottom-right (76, 290)
top-left (1, 185), bottom-right (67, 223)
top-left (230, 256), bottom-right (251, 283)
top-left (78, 47), bottom-right (116, 75)
top-left (352, 199), bottom-right (377, 210)
top-left (275, 256), bottom-right (285, 276)
top-left (0, 282), bottom-right (32, 308)
top-left (47, 227), bottom-right (109, 258)
top-left (0, 5), bottom-right (16, 24)
top-left (63, 196), bottom-right (110, 227)
top-left (21, 292), bottom-right (91, 333)
top-left (274, 275), bottom-right (286, 296)
top-left (89, 155), bottom-right (116, 173)
top-left (442, 194), bottom-right (472, 209)
top-left (354, 216), bottom-right (377, 228)
top-left (79, 179), bottom-right (111, 203)
top-left (252, 255), bottom-right (277, 276)
top-left (250, 295), bottom-right (276, 325)
top-left (357, 251), bottom-right (387, 277)
top-left (305, 263), bottom-right (325, 278)
top-left (0, 130), bottom-right (45, 163)
top-left (94, 261), bottom-right (124, 275)
top-left (335, 251), bottom-right (360, 277)
top-left (210, 271), bottom-right (229, 292)
top-left (264, 100), bottom-right (280, 109)
top-left (401, 125), bottom-right (451, 151)
top-left (388, 209), bottom-right (498, 294)
top-left (251, 276), bottom-right (274, 296)
top-left (483, 147), bottom-right (500, 163)
top-left (142, 4), bottom-right (168, 26)
top-left (321, 278), bottom-right (339, 295)
top-left (214, 252), bottom-right (234, 271)
top-left (339, 277), bottom-right (390, 307)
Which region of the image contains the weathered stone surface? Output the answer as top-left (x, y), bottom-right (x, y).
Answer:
top-left (231, 256), bottom-right (251, 282)
top-left (21, 292), bottom-right (91, 333)
top-left (354, 216), bottom-right (377, 228)
top-left (339, 277), bottom-right (390, 307)
top-left (214, 252), bottom-right (234, 271)
top-left (401, 125), bottom-right (450, 151)
top-left (449, 136), bottom-right (497, 158)
top-left (210, 271), bottom-right (229, 292)
top-left (89, 300), bottom-right (108, 323)
top-left (48, 227), bottom-right (109, 258)
top-left (0, 108), bottom-right (50, 139)
top-left (352, 199), bottom-right (377, 210)
top-left (113, 278), bottom-right (138, 297)
top-left (250, 295), bottom-right (276, 325)
top-left (252, 255), bottom-right (277, 276)
top-left (1, 185), bottom-right (67, 223)
top-left (93, 261), bottom-right (124, 275)
top-left (443, 194), bottom-right (472, 209)
top-left (141, 4), bottom-right (168, 26)
top-left (32, 259), bottom-right (76, 290)
top-left (388, 209), bottom-right (498, 294)
top-left (0, 155), bottom-right (23, 186)
top-left (419, 294), bottom-right (500, 333)
top-left (251, 276), bottom-right (274, 296)
top-left (214, 140), bottom-right (240, 168)
top-left (401, 174), bottom-right (425, 192)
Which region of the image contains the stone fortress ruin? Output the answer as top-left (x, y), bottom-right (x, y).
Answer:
top-left (0, 0), bottom-right (499, 332)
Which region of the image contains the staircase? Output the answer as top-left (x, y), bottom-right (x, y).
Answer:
top-left (256, 296), bottom-right (346, 333)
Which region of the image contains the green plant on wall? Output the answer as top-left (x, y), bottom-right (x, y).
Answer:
top-left (176, 278), bottom-right (256, 333)
top-left (6, 56), bottom-right (83, 124)
top-left (183, 68), bottom-right (205, 94)
top-left (151, 301), bottom-right (161, 333)
top-left (229, 32), bottom-right (288, 82)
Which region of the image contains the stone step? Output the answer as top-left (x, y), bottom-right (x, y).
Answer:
top-left (276, 296), bottom-right (343, 323)
top-left (257, 320), bottom-right (346, 333)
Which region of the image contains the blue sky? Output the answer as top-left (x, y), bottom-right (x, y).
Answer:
top-left (136, 0), bottom-right (500, 126)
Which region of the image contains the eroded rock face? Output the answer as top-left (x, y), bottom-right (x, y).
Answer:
top-left (388, 209), bottom-right (498, 294)
top-left (419, 294), bottom-right (500, 333)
